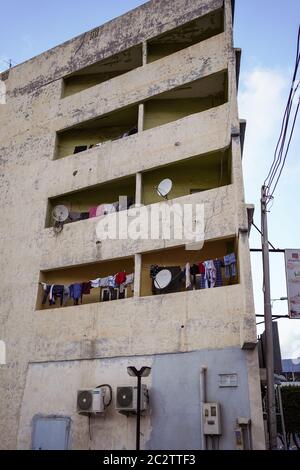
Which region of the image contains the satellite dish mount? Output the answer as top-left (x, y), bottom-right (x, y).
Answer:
top-left (52, 205), bottom-right (69, 234)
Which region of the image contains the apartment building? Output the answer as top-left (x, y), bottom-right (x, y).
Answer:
top-left (0, 0), bottom-right (265, 450)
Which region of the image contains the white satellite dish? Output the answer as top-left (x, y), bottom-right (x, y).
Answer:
top-left (154, 269), bottom-right (172, 290)
top-left (156, 179), bottom-right (173, 199)
top-left (52, 205), bottom-right (69, 223)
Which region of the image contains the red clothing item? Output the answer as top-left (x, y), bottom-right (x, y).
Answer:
top-left (115, 272), bottom-right (126, 286)
top-left (198, 262), bottom-right (205, 274)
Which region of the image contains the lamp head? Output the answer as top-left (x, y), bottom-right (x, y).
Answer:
top-left (140, 366), bottom-right (151, 377)
top-left (127, 366), bottom-right (138, 377)
top-left (127, 366), bottom-right (152, 377)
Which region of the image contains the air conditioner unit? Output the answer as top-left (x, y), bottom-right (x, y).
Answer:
top-left (77, 388), bottom-right (106, 415)
top-left (116, 385), bottom-right (148, 414)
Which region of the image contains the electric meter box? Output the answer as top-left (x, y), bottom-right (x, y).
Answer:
top-left (203, 403), bottom-right (221, 435)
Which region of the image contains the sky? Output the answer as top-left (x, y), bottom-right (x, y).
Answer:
top-left (1, 1), bottom-right (300, 359)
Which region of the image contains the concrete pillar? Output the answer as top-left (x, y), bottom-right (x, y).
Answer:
top-left (138, 103), bottom-right (144, 133)
top-left (142, 41), bottom-right (147, 65)
top-left (134, 253), bottom-right (142, 297)
top-left (135, 172), bottom-right (142, 206)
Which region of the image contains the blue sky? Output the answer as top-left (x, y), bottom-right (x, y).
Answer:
top-left (1, 1), bottom-right (300, 358)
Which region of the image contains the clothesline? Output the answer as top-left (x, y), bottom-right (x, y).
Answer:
top-left (150, 253), bottom-right (237, 291)
top-left (40, 272), bottom-right (134, 307)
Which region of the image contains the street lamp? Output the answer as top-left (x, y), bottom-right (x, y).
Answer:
top-left (127, 366), bottom-right (151, 450)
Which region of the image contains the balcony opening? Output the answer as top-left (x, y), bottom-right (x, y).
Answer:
top-left (55, 105), bottom-right (139, 159)
top-left (62, 45), bottom-right (143, 98)
top-left (46, 175), bottom-right (136, 228)
top-left (142, 148), bottom-right (231, 205)
top-left (140, 238), bottom-right (238, 297)
top-left (143, 70), bottom-right (228, 131)
top-left (37, 257), bottom-right (134, 310)
top-left (147, 7), bottom-right (224, 63)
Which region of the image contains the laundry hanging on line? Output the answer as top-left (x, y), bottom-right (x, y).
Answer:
top-left (149, 253), bottom-right (237, 293)
top-left (40, 271), bottom-right (134, 307)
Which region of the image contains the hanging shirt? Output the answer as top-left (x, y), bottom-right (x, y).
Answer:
top-left (48, 285), bottom-right (64, 306)
top-left (69, 283), bottom-right (83, 305)
top-left (115, 272), bottom-right (126, 286)
top-left (89, 207), bottom-right (98, 218)
top-left (190, 264), bottom-right (200, 276)
top-left (63, 286), bottom-right (70, 305)
top-left (125, 273), bottom-right (134, 285)
top-left (100, 277), bottom-right (109, 287)
top-left (42, 284), bottom-right (51, 305)
top-left (224, 253), bottom-right (237, 279)
top-left (68, 211), bottom-right (81, 222)
top-left (82, 282), bottom-right (92, 295)
top-left (96, 204), bottom-right (106, 217)
top-left (204, 260), bottom-right (217, 288)
top-left (198, 262), bottom-right (206, 274)
top-left (213, 259), bottom-right (223, 287)
top-left (107, 276), bottom-right (116, 288)
top-left (90, 278), bottom-right (101, 288)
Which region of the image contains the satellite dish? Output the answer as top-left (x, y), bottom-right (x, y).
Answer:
top-left (154, 269), bottom-right (172, 290)
top-left (156, 179), bottom-right (173, 199)
top-left (52, 205), bottom-right (69, 223)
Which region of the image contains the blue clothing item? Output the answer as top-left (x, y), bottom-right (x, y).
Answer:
top-left (200, 273), bottom-right (206, 289)
top-left (224, 253), bottom-right (237, 279)
top-left (69, 283), bottom-right (83, 305)
top-left (213, 259), bottom-right (223, 287)
top-left (108, 276), bottom-right (116, 288)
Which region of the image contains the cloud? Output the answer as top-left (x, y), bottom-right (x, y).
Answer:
top-left (238, 66), bottom-right (300, 359)
top-left (239, 67), bottom-right (289, 183)
top-left (239, 68), bottom-right (288, 143)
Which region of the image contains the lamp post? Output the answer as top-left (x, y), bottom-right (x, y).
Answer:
top-left (127, 366), bottom-right (151, 450)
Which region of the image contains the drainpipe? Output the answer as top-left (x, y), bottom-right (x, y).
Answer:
top-left (200, 366), bottom-right (207, 450)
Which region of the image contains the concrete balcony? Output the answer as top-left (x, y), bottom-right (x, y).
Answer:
top-left (40, 185), bottom-right (236, 270)
top-left (52, 34), bottom-right (228, 132)
top-left (46, 103), bottom-right (230, 199)
top-left (31, 284), bottom-right (243, 363)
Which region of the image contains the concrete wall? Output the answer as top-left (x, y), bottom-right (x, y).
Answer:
top-left (0, 0), bottom-right (265, 450)
top-left (17, 348), bottom-right (262, 450)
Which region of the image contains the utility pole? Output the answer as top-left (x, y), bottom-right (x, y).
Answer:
top-left (261, 186), bottom-right (277, 449)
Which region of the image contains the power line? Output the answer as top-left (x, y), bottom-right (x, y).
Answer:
top-left (264, 25), bottom-right (300, 206)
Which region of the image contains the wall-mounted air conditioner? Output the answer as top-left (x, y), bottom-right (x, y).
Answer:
top-left (77, 388), bottom-right (106, 415)
top-left (116, 385), bottom-right (148, 414)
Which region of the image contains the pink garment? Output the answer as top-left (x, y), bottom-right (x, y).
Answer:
top-left (96, 204), bottom-right (116, 217)
top-left (96, 204), bottom-right (105, 217)
top-left (89, 207), bottom-right (97, 218)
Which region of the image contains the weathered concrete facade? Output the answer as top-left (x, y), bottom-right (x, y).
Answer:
top-left (0, 0), bottom-right (265, 449)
